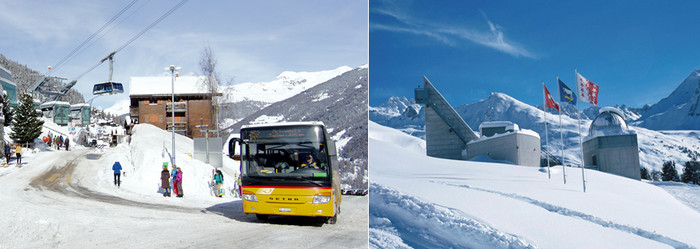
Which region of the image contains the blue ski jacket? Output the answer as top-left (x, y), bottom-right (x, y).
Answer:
top-left (113, 161), bottom-right (122, 174)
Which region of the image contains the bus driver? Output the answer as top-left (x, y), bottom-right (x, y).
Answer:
top-left (300, 154), bottom-right (319, 169)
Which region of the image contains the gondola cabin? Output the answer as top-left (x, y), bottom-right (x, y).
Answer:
top-left (69, 103), bottom-right (91, 126)
top-left (40, 101), bottom-right (71, 125)
top-left (93, 82), bottom-right (124, 95)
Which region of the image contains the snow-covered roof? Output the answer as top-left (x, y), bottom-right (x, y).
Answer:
top-left (70, 103), bottom-right (90, 108)
top-left (585, 107), bottom-right (635, 141)
top-left (129, 75), bottom-right (213, 96)
top-left (479, 121), bottom-right (514, 129)
top-left (40, 101), bottom-right (70, 107)
top-left (468, 128), bottom-right (540, 144)
top-left (599, 106), bottom-right (626, 119)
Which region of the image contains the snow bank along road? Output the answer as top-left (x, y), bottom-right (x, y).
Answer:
top-left (0, 148), bottom-right (368, 248)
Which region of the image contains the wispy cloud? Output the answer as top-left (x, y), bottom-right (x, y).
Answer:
top-left (371, 5), bottom-right (535, 58)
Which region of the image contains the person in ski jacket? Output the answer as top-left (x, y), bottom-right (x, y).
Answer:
top-left (64, 138), bottom-right (70, 151)
top-left (171, 165), bottom-right (179, 196)
top-left (161, 164), bottom-right (171, 197)
top-left (176, 167), bottom-right (184, 197)
top-left (214, 169), bottom-right (224, 197)
top-left (15, 144), bottom-right (21, 165)
top-left (112, 161), bottom-right (122, 187)
top-left (4, 144), bottom-right (10, 165)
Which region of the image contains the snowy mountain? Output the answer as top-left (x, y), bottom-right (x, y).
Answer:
top-left (631, 70), bottom-right (700, 130)
top-left (368, 97), bottom-right (424, 137)
top-left (370, 92), bottom-right (700, 172)
top-left (224, 66), bottom-right (368, 189)
top-left (369, 121), bottom-right (700, 248)
top-left (219, 65), bottom-right (354, 120)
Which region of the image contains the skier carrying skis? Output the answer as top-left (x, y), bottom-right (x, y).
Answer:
top-left (214, 169), bottom-right (224, 197)
top-left (112, 161), bottom-right (122, 187)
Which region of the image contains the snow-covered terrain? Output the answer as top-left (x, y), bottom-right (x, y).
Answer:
top-left (370, 92), bottom-right (700, 172)
top-left (369, 121), bottom-right (700, 248)
top-left (0, 123), bottom-right (368, 248)
top-left (631, 70), bottom-right (700, 130)
top-left (221, 65), bottom-right (353, 105)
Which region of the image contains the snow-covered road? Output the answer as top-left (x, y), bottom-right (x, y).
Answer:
top-left (0, 130), bottom-right (367, 248)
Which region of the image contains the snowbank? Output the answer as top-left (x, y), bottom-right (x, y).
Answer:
top-left (370, 121), bottom-right (700, 248)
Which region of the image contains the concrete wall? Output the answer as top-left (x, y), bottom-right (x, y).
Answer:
top-left (583, 134), bottom-right (641, 180)
top-left (467, 132), bottom-right (541, 167)
top-left (424, 106), bottom-right (466, 159)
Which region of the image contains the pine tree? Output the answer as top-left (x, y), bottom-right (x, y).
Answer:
top-left (10, 90), bottom-right (43, 145)
top-left (681, 160), bottom-right (700, 185)
top-left (2, 92), bottom-right (13, 126)
top-left (661, 161), bottom-right (680, 182)
top-left (640, 167), bottom-right (650, 180)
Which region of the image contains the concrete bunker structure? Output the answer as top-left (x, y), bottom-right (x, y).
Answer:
top-left (415, 77), bottom-right (540, 166)
top-left (583, 107), bottom-right (641, 180)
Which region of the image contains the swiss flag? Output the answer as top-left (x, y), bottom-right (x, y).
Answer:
top-left (544, 85), bottom-right (560, 112)
top-left (576, 72), bottom-right (599, 106)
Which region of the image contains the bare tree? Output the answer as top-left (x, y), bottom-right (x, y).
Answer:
top-left (198, 46), bottom-right (221, 135)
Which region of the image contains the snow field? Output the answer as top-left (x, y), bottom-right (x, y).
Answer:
top-left (369, 121), bottom-right (700, 248)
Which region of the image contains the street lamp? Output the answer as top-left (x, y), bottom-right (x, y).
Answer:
top-left (165, 65), bottom-right (181, 166)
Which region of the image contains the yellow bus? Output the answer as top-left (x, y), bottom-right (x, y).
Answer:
top-left (228, 122), bottom-right (341, 224)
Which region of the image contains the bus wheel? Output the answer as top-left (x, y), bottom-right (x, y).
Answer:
top-left (327, 214), bottom-right (337, 224)
top-left (256, 214), bottom-right (269, 221)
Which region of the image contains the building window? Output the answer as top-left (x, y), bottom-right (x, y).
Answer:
top-left (592, 155), bottom-right (598, 166)
top-left (149, 97), bottom-right (158, 105)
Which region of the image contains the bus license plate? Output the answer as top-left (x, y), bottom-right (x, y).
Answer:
top-left (279, 208), bottom-right (291, 212)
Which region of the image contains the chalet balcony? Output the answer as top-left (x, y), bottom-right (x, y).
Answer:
top-left (129, 107), bottom-right (139, 117)
top-left (167, 122), bottom-right (187, 135)
top-left (166, 102), bottom-right (187, 113)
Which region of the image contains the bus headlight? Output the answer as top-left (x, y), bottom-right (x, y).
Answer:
top-left (242, 190), bottom-right (258, 202)
top-left (313, 193), bottom-right (331, 204)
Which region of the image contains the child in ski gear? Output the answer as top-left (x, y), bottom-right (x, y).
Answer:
top-left (214, 169), bottom-right (224, 197)
top-left (15, 144), bottom-right (21, 165)
top-left (176, 167), bottom-right (184, 197)
top-left (171, 165), bottom-right (179, 196)
top-left (112, 161), bottom-right (122, 187)
top-left (161, 163), bottom-right (171, 197)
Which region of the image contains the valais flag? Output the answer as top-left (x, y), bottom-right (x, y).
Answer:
top-left (576, 72), bottom-right (599, 106)
top-left (544, 85), bottom-right (560, 112)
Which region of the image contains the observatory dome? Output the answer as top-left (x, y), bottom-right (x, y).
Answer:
top-left (587, 107), bottom-right (631, 137)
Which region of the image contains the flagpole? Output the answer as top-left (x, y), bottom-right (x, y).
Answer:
top-left (575, 68), bottom-right (587, 192)
top-left (543, 81), bottom-right (551, 179)
top-left (557, 75), bottom-right (566, 184)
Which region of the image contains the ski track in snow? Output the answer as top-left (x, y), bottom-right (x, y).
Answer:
top-left (434, 181), bottom-right (695, 249)
top-left (370, 183), bottom-right (538, 249)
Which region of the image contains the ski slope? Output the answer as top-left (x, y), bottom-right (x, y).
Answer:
top-left (369, 121), bottom-right (700, 249)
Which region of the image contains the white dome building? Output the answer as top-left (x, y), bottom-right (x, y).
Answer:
top-left (583, 107), bottom-right (641, 180)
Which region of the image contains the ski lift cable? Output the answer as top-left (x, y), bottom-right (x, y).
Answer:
top-left (73, 0), bottom-right (189, 81)
top-left (82, 0), bottom-right (154, 56)
top-left (47, 0), bottom-right (139, 76)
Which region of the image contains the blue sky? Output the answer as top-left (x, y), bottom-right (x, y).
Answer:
top-left (0, 0), bottom-right (367, 110)
top-left (369, 0), bottom-right (700, 109)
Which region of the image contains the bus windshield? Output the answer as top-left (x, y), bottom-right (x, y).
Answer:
top-left (240, 125), bottom-right (331, 182)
